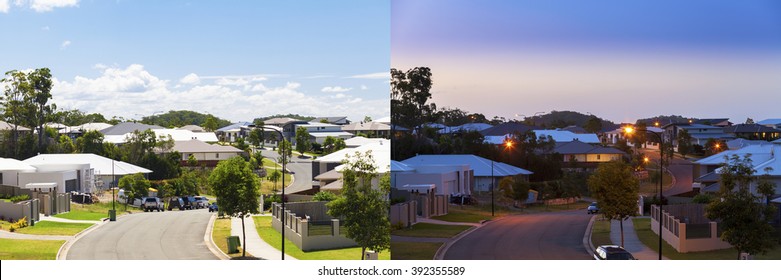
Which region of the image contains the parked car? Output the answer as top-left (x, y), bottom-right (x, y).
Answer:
top-left (144, 197), bottom-right (165, 212)
top-left (208, 202), bottom-right (218, 212)
top-left (182, 196), bottom-right (196, 210)
top-left (194, 196), bottom-right (209, 209)
top-left (593, 245), bottom-right (636, 260)
top-left (168, 197), bottom-right (185, 211)
top-left (587, 202), bottom-right (599, 214)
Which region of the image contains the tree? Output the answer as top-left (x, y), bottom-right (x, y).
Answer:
top-left (28, 68), bottom-right (54, 151)
top-left (76, 130), bottom-right (106, 155)
top-left (267, 170), bottom-right (281, 193)
top-left (1, 70), bottom-right (32, 158)
top-left (629, 122), bottom-right (648, 148)
top-left (745, 118), bottom-right (755, 124)
top-left (202, 115), bottom-right (218, 132)
top-left (312, 191), bottom-right (338, 202)
top-left (326, 151), bottom-right (390, 259)
top-left (187, 154), bottom-right (198, 167)
top-left (498, 175), bottom-right (530, 207)
top-left (248, 120), bottom-right (265, 148)
top-left (584, 116), bottom-right (603, 133)
top-left (363, 116), bottom-right (372, 123)
top-left (677, 129), bottom-right (693, 159)
top-left (295, 126), bottom-right (311, 154)
top-left (587, 160), bottom-right (639, 247)
top-left (208, 156), bottom-right (260, 257)
top-left (704, 138), bottom-right (726, 156)
top-left (706, 155), bottom-right (777, 259)
top-left (118, 173), bottom-right (151, 202)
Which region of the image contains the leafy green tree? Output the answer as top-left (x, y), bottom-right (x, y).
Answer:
top-left (312, 191), bottom-right (338, 202)
top-left (322, 136), bottom-right (337, 154)
top-left (267, 170), bottom-right (281, 193)
top-left (76, 130), bottom-right (106, 155)
top-left (584, 116), bottom-right (603, 133)
top-left (327, 151), bottom-right (390, 259)
top-left (706, 155), bottom-right (777, 259)
top-left (187, 154), bottom-right (198, 167)
top-left (295, 126), bottom-right (311, 154)
top-left (498, 175), bottom-right (531, 206)
top-left (704, 138), bottom-right (726, 156)
top-left (1, 70), bottom-right (32, 158)
top-left (208, 157), bottom-right (260, 257)
top-left (234, 137), bottom-right (249, 152)
top-left (278, 139), bottom-right (292, 166)
top-left (202, 115), bottom-right (218, 132)
top-left (587, 160), bottom-right (639, 247)
top-left (122, 129), bottom-right (158, 164)
top-left (391, 67), bottom-right (436, 160)
top-left (28, 68), bottom-right (55, 151)
top-left (677, 129), bottom-right (693, 159)
top-left (118, 173), bottom-right (151, 202)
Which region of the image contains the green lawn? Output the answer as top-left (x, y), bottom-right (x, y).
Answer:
top-left (0, 238), bottom-right (65, 260)
top-left (391, 223), bottom-right (472, 238)
top-left (8, 221), bottom-right (93, 236)
top-left (391, 241), bottom-right (442, 260)
top-left (633, 217), bottom-right (781, 260)
top-left (260, 159), bottom-right (293, 194)
top-left (55, 201), bottom-right (141, 221)
top-left (212, 217), bottom-right (252, 259)
top-left (638, 170), bottom-right (674, 194)
top-left (590, 218), bottom-right (612, 248)
top-left (253, 216), bottom-right (390, 260)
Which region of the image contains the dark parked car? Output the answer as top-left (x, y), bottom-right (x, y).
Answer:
top-left (593, 245), bottom-right (636, 260)
top-left (208, 202), bottom-right (218, 212)
top-left (168, 197), bottom-right (185, 211)
top-left (587, 202), bottom-right (599, 214)
top-left (182, 196), bottom-right (196, 210)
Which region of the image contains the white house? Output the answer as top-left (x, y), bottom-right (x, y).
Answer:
top-left (295, 122), bottom-right (353, 144)
top-left (391, 160), bottom-right (473, 197)
top-left (169, 140), bottom-right (244, 166)
top-left (401, 154), bottom-right (532, 192)
top-left (23, 154), bottom-right (151, 193)
top-left (693, 144), bottom-right (781, 198)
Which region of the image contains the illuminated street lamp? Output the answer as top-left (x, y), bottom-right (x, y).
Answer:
top-left (624, 125), bottom-right (664, 260)
top-left (491, 139), bottom-right (514, 216)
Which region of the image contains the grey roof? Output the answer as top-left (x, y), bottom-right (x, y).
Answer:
top-left (480, 122), bottom-right (541, 136)
top-left (695, 172), bottom-right (720, 183)
top-left (216, 122), bottom-right (251, 132)
top-left (562, 125), bottom-right (588, 134)
top-left (401, 154), bottom-right (532, 176)
top-left (264, 118), bottom-right (303, 126)
top-left (554, 140), bottom-right (625, 155)
top-left (694, 118), bottom-right (730, 125)
top-left (0, 121), bottom-right (31, 131)
top-left (758, 119), bottom-right (781, 125)
top-left (724, 124), bottom-right (781, 134)
top-left (177, 125), bottom-right (205, 132)
top-left (726, 138), bottom-right (769, 150)
top-left (172, 140), bottom-right (243, 153)
top-left (341, 121), bottom-right (390, 131)
top-left (100, 122), bottom-right (164, 135)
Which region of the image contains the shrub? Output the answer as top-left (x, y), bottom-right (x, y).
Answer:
top-left (263, 194), bottom-right (282, 210)
top-left (10, 195), bottom-right (31, 203)
top-left (692, 192), bottom-right (715, 204)
top-left (312, 191), bottom-right (338, 202)
top-left (9, 216), bottom-right (28, 232)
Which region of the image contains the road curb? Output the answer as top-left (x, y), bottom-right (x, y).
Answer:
top-left (583, 214), bottom-right (597, 259)
top-left (205, 213), bottom-right (230, 260)
top-left (57, 215), bottom-right (117, 260)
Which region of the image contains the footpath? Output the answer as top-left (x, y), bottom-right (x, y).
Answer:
top-left (609, 217), bottom-right (670, 260)
top-left (230, 214), bottom-right (297, 260)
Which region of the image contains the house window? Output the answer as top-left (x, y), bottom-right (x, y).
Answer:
top-left (216, 153), bottom-right (219, 159)
top-left (597, 155), bottom-right (601, 160)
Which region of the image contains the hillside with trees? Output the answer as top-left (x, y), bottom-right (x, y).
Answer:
top-left (525, 110), bottom-right (618, 131)
top-left (254, 114), bottom-right (316, 123)
top-left (140, 110), bottom-right (232, 129)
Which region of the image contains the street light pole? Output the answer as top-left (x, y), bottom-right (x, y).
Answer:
top-left (625, 126), bottom-right (664, 260)
top-left (491, 159), bottom-right (494, 217)
top-left (251, 124), bottom-right (287, 260)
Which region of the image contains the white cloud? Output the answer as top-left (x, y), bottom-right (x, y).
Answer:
top-left (29, 0), bottom-right (79, 12)
top-left (0, 0), bottom-right (10, 13)
top-left (179, 73), bottom-right (200, 85)
top-left (215, 77), bottom-right (249, 87)
top-left (321, 86), bottom-right (352, 93)
top-left (360, 85), bottom-right (368, 90)
top-left (348, 72), bottom-right (389, 79)
top-left (60, 40), bottom-right (71, 49)
top-left (50, 64), bottom-right (389, 123)
top-left (41, 25), bottom-right (50, 31)
top-left (93, 63), bottom-right (107, 70)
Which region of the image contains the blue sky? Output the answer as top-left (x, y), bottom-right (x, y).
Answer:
top-left (1, 0), bottom-right (390, 123)
top-left (392, 0), bottom-right (781, 124)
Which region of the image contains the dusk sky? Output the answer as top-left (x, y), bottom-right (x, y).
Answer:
top-left (392, 0), bottom-right (781, 124)
top-left (1, 0), bottom-right (389, 123)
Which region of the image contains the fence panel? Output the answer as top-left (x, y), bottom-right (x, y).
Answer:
top-left (308, 220), bottom-right (334, 236)
top-left (686, 223), bottom-right (711, 239)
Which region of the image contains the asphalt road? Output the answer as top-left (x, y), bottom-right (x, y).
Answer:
top-left (443, 210), bottom-right (593, 260)
top-left (259, 149), bottom-right (314, 194)
top-left (65, 209), bottom-right (218, 260)
top-left (642, 149), bottom-right (694, 196)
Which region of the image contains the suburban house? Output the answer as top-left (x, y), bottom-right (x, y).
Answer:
top-left (562, 125), bottom-right (588, 134)
top-left (723, 124), bottom-right (781, 142)
top-left (391, 160), bottom-right (473, 197)
top-left (482, 122), bottom-right (542, 144)
top-left (100, 122), bottom-right (166, 143)
top-left (344, 136), bottom-right (387, 148)
top-left (0, 121), bottom-right (32, 140)
top-left (167, 140), bottom-right (244, 167)
top-left (663, 123), bottom-right (734, 147)
top-left (603, 126), bottom-right (664, 148)
top-left (692, 144), bottom-right (781, 198)
top-left (340, 121), bottom-right (391, 138)
top-left (375, 116), bottom-right (391, 124)
top-left (725, 138), bottom-right (769, 150)
top-left (177, 124), bottom-right (206, 132)
top-left (216, 122), bottom-right (252, 143)
top-left (266, 118), bottom-right (309, 142)
top-left (22, 153), bottom-right (152, 193)
top-left (758, 118), bottom-right (781, 130)
top-left (311, 139), bottom-right (390, 191)
top-left (294, 122), bottom-right (353, 145)
top-left (554, 140), bottom-right (626, 169)
top-left (533, 130), bottom-right (600, 144)
top-left (400, 154), bottom-right (532, 193)
top-left (312, 116), bottom-right (350, 125)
